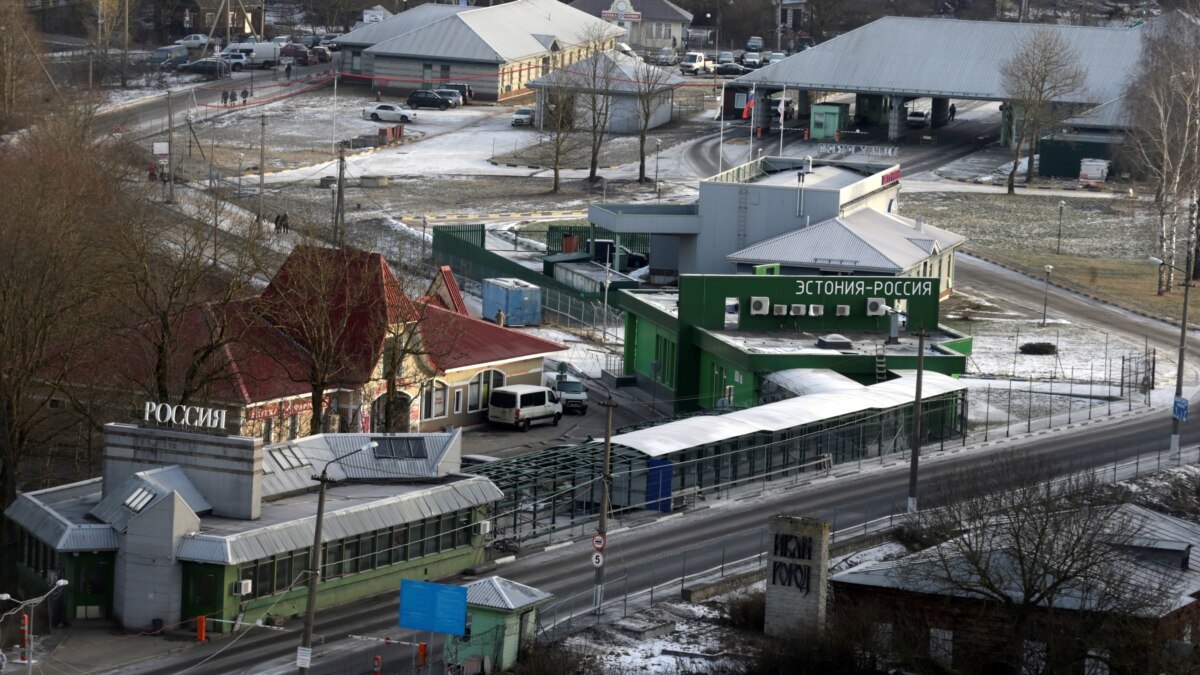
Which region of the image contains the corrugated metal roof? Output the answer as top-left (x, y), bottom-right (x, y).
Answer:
top-left (727, 208), bottom-right (964, 273)
top-left (765, 369), bottom-right (870, 397)
top-left (737, 16), bottom-right (1143, 104)
top-left (614, 371), bottom-right (966, 457)
top-left (568, 0), bottom-right (692, 22)
top-left (1064, 97), bottom-right (1132, 130)
top-left (365, 0), bottom-right (622, 63)
top-left (334, 3), bottom-right (468, 47)
top-left (528, 51), bottom-right (685, 94)
top-left (464, 576), bottom-right (553, 610)
top-left (89, 465), bottom-right (210, 532)
top-left (177, 477), bottom-right (503, 564)
top-left (6, 481), bottom-right (120, 552)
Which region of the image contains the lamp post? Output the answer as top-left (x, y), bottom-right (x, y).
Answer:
top-left (601, 258), bottom-right (612, 346)
top-left (1152, 255), bottom-right (1192, 463)
top-left (1, 579), bottom-right (69, 675)
top-left (237, 153), bottom-right (244, 196)
top-left (299, 441), bottom-right (377, 675)
top-left (1056, 200), bottom-right (1065, 255)
top-left (1041, 264), bottom-right (1053, 327)
top-left (655, 139), bottom-right (661, 201)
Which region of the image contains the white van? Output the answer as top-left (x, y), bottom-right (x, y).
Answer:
top-left (488, 384), bottom-right (562, 431)
top-left (542, 372), bottom-right (588, 414)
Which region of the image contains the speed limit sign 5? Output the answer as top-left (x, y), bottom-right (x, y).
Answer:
top-left (591, 551), bottom-right (604, 568)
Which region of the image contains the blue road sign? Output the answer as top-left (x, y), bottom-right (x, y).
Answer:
top-left (398, 580), bottom-right (467, 635)
top-left (1174, 396), bottom-right (1188, 422)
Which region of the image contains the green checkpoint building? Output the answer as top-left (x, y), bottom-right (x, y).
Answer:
top-left (618, 274), bottom-right (971, 413)
top-left (5, 422), bottom-right (501, 632)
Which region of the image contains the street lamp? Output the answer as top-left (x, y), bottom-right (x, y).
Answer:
top-left (237, 153), bottom-right (244, 196)
top-left (1056, 200), bottom-right (1065, 255)
top-left (2, 579), bottom-right (69, 675)
top-left (299, 440), bottom-right (377, 675)
top-left (1151, 255), bottom-right (1192, 464)
top-left (655, 139), bottom-right (661, 201)
top-left (1041, 264), bottom-right (1054, 327)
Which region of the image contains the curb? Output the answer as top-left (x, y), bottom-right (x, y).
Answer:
top-left (393, 210), bottom-right (587, 222)
top-left (486, 159), bottom-right (622, 171)
top-left (935, 173), bottom-right (1120, 193)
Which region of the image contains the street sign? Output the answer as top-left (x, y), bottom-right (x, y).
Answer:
top-left (296, 647), bottom-right (312, 668)
top-left (591, 551), bottom-right (604, 568)
top-left (1175, 396), bottom-right (1189, 422)
top-left (592, 534), bottom-right (606, 551)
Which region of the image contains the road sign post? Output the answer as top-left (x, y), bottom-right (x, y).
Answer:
top-left (592, 534), bottom-right (606, 551)
top-left (591, 551), bottom-right (604, 568)
top-left (1174, 396), bottom-right (1188, 422)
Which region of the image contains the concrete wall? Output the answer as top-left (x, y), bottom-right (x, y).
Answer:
top-left (764, 516), bottom-right (830, 636)
top-left (103, 424), bottom-right (263, 520)
top-left (114, 493), bottom-right (199, 630)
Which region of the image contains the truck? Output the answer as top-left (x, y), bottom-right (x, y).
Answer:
top-left (221, 42), bottom-right (281, 68)
top-left (679, 51), bottom-right (714, 75)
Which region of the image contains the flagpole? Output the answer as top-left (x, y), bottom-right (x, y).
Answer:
top-left (718, 80), bottom-right (726, 173)
top-left (748, 84), bottom-right (755, 162)
top-left (778, 86), bottom-right (786, 156)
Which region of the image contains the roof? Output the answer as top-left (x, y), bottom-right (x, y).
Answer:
top-left (464, 576), bottom-right (553, 611)
top-left (727, 208), bottom-right (964, 274)
top-left (424, 265), bottom-right (470, 316)
top-left (89, 465), bottom-right (211, 532)
top-left (1064, 96), bottom-right (1133, 130)
top-left (568, 0), bottom-right (692, 23)
top-left (5, 479), bottom-right (118, 552)
top-left (831, 504), bottom-right (1200, 617)
top-left (736, 16), bottom-right (1144, 104)
top-left (613, 370), bottom-right (966, 457)
top-left (335, 3), bottom-right (468, 47)
top-left (363, 0), bottom-right (623, 64)
top-left (421, 305), bottom-right (565, 373)
top-left (528, 51), bottom-right (684, 94)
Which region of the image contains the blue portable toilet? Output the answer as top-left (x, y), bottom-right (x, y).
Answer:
top-left (482, 278), bottom-right (542, 327)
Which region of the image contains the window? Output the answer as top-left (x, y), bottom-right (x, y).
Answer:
top-left (393, 526), bottom-right (409, 564)
top-left (425, 518), bottom-right (440, 556)
top-left (275, 553), bottom-right (293, 591)
top-left (256, 559), bottom-right (273, 598)
top-left (376, 531), bottom-right (392, 568)
top-left (520, 391), bottom-right (545, 407)
top-left (1021, 640), bottom-right (1047, 675)
top-left (408, 521), bottom-right (424, 560)
top-left (439, 64), bottom-right (450, 82)
top-left (929, 627), bottom-right (952, 667)
top-left (440, 514), bottom-right (455, 551)
top-left (422, 63), bottom-right (432, 85)
top-left (469, 370), bottom-right (505, 412)
top-left (1084, 651), bottom-right (1109, 675)
top-left (288, 414), bottom-right (299, 440)
top-left (271, 445), bottom-right (310, 470)
top-left (453, 389), bottom-right (463, 414)
top-left (456, 511), bottom-right (472, 547)
top-left (261, 418), bottom-right (273, 443)
top-left (344, 537), bottom-right (360, 574)
top-left (124, 487), bottom-right (155, 513)
top-left (323, 541), bottom-right (343, 579)
top-left (373, 437), bottom-right (427, 459)
top-left (421, 380), bottom-right (448, 420)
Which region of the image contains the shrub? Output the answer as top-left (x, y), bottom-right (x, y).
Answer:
top-left (721, 590), bottom-right (765, 631)
top-left (1019, 341), bottom-right (1057, 355)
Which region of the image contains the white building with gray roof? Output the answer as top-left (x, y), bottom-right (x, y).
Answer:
top-left (334, 0), bottom-right (623, 102)
top-left (526, 51), bottom-right (684, 133)
top-left (5, 423), bottom-right (502, 632)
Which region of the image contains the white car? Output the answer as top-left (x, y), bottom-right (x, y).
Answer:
top-left (512, 108), bottom-right (534, 126)
top-left (362, 103), bottom-right (418, 123)
top-left (217, 52), bottom-right (247, 71)
top-left (175, 34), bottom-right (210, 49)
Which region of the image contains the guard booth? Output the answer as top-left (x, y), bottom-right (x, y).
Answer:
top-left (809, 103), bottom-right (849, 140)
top-left (444, 577), bottom-right (553, 674)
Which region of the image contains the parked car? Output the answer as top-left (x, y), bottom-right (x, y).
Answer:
top-left (443, 82), bottom-right (475, 104)
top-left (655, 47), bottom-right (678, 65)
top-left (767, 52), bottom-right (787, 65)
top-left (280, 43), bottom-right (312, 66)
top-left (907, 109), bottom-right (930, 128)
top-left (434, 89), bottom-right (463, 107)
top-left (216, 52), bottom-right (247, 71)
top-left (717, 51), bottom-right (735, 64)
top-left (796, 35), bottom-right (816, 50)
top-left (770, 98), bottom-right (795, 120)
top-left (319, 34), bottom-right (341, 50)
top-left (512, 107), bottom-right (534, 126)
top-left (175, 34), bottom-right (210, 49)
top-left (271, 35), bottom-right (290, 45)
top-left (741, 51), bottom-right (763, 68)
top-left (679, 51), bottom-right (714, 75)
top-left (180, 58), bottom-right (230, 78)
top-left (407, 90), bottom-right (451, 110)
top-left (160, 53), bottom-right (190, 69)
top-left (298, 35), bottom-right (321, 48)
top-left (150, 44), bottom-right (188, 67)
top-left (487, 384), bottom-right (562, 431)
top-left (362, 103), bottom-right (417, 123)
top-left (716, 62), bottom-right (745, 76)
top-left (310, 46), bottom-right (331, 63)
top-left (746, 35), bottom-right (764, 52)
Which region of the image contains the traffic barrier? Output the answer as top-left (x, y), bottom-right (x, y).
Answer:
top-left (196, 615), bottom-right (207, 642)
top-left (373, 654), bottom-right (382, 675)
top-left (417, 642), bottom-right (428, 667)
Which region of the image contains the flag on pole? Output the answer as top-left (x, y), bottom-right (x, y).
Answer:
top-left (777, 96), bottom-right (786, 116)
top-left (742, 88), bottom-right (756, 119)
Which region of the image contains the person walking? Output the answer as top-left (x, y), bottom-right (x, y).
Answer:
top-left (279, 212), bottom-right (290, 233)
top-left (285, 63), bottom-right (292, 81)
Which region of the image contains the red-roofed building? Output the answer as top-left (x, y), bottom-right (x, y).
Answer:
top-left (76, 247), bottom-right (565, 440)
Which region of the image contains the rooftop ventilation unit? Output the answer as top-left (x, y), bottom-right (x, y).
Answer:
top-left (750, 296), bottom-right (770, 315)
top-left (866, 298), bottom-right (887, 316)
top-left (836, 305), bottom-right (850, 316)
top-left (774, 304), bottom-right (788, 316)
top-left (817, 334), bottom-right (854, 350)
top-left (790, 303), bottom-right (806, 316)
top-left (808, 304), bottom-right (825, 317)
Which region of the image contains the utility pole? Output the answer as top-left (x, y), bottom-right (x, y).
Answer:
top-left (122, 0), bottom-right (129, 88)
top-left (258, 113), bottom-right (266, 226)
top-left (334, 145), bottom-right (346, 246)
top-left (906, 327), bottom-right (926, 514)
top-left (166, 91), bottom-right (175, 203)
top-left (593, 394), bottom-right (615, 614)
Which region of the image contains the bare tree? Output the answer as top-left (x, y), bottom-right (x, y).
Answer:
top-left (1124, 11), bottom-right (1200, 294)
top-left (901, 455), bottom-right (1180, 674)
top-left (1000, 28), bottom-right (1087, 194)
top-left (632, 60), bottom-right (678, 183)
top-left (573, 27), bottom-right (620, 182)
top-left (540, 75), bottom-right (577, 194)
top-left (0, 3), bottom-right (45, 132)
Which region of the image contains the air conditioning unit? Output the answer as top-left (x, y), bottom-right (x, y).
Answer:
top-left (235, 579), bottom-right (253, 596)
top-left (836, 305), bottom-right (850, 316)
top-left (790, 303), bottom-right (806, 316)
top-left (474, 520), bottom-right (492, 536)
top-left (866, 297), bottom-right (887, 317)
top-left (808, 304), bottom-right (825, 317)
top-left (749, 296), bottom-right (771, 315)
top-left (773, 304), bottom-right (788, 316)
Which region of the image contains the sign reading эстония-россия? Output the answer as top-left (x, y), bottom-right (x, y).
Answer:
top-left (794, 278), bottom-right (936, 299)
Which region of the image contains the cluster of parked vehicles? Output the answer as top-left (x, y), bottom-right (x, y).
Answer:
top-left (148, 32), bottom-right (342, 78)
top-left (484, 371), bottom-right (589, 432)
top-left (360, 83), bottom-right (476, 124)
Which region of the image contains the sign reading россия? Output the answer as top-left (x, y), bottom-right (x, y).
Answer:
top-left (794, 278), bottom-right (936, 298)
top-left (143, 401), bottom-right (227, 430)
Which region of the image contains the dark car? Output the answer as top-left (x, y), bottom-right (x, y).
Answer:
top-left (716, 62), bottom-right (744, 76)
top-left (442, 82), bottom-right (475, 104)
top-left (298, 35), bottom-right (321, 48)
top-left (181, 58), bottom-right (230, 78)
top-left (407, 90), bottom-right (451, 110)
top-left (160, 53), bottom-right (190, 70)
top-left (280, 43), bottom-right (312, 66)
top-left (310, 46), bottom-right (331, 63)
